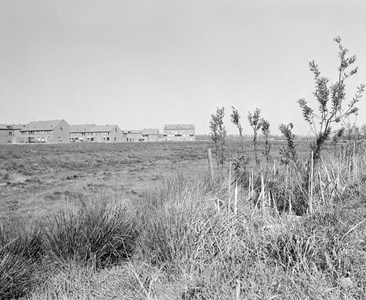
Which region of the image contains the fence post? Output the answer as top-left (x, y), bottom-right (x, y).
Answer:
top-left (309, 152), bottom-right (314, 214)
top-left (207, 148), bottom-right (214, 184)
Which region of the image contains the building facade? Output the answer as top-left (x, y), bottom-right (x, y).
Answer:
top-left (70, 124), bottom-right (123, 142)
top-left (0, 124), bottom-right (24, 143)
top-left (142, 128), bottom-right (159, 142)
top-left (122, 130), bottom-right (143, 142)
top-left (163, 124), bottom-right (195, 141)
top-left (19, 120), bottom-right (70, 143)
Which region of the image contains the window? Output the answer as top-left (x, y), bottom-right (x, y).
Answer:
top-left (115, 128), bottom-right (118, 132)
top-left (106, 137), bottom-right (110, 141)
top-left (8, 132), bottom-right (13, 136)
top-left (58, 137), bottom-right (62, 142)
top-left (114, 137), bottom-right (117, 141)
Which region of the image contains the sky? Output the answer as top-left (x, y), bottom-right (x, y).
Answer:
top-left (1, 0), bottom-right (366, 135)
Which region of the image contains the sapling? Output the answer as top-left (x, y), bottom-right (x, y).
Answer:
top-left (209, 107), bottom-right (227, 171)
top-left (279, 123), bottom-right (299, 166)
top-left (230, 106), bottom-right (244, 154)
top-left (261, 119), bottom-right (272, 162)
top-left (230, 106), bottom-right (250, 186)
top-left (298, 36), bottom-right (365, 164)
top-left (248, 108), bottom-right (263, 166)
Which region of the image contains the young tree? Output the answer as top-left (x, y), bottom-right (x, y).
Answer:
top-left (279, 123), bottom-right (298, 165)
top-left (209, 107), bottom-right (227, 170)
top-left (248, 108), bottom-right (263, 166)
top-left (261, 119), bottom-right (272, 162)
top-left (298, 36), bottom-right (365, 163)
top-left (230, 106), bottom-right (244, 153)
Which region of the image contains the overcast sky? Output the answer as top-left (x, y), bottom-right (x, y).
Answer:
top-left (1, 0), bottom-right (365, 135)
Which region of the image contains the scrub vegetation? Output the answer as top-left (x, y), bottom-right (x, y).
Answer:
top-left (1, 37), bottom-right (366, 299)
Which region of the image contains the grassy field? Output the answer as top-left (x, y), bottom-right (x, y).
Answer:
top-left (1, 140), bottom-right (365, 299)
top-left (0, 142), bottom-right (213, 222)
top-left (0, 140), bottom-right (310, 221)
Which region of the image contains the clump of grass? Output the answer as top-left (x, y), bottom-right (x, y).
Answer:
top-left (264, 209), bottom-right (366, 288)
top-left (135, 173), bottom-right (224, 266)
top-left (0, 220), bottom-right (43, 299)
top-left (43, 195), bottom-right (137, 269)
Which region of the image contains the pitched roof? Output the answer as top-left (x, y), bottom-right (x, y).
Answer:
top-left (91, 125), bottom-right (117, 132)
top-left (164, 124), bottom-right (195, 130)
top-left (129, 130), bottom-right (142, 134)
top-left (70, 124), bottom-right (95, 132)
top-left (0, 124), bottom-right (25, 130)
top-left (70, 124), bottom-right (118, 133)
top-left (122, 130), bottom-right (143, 133)
top-left (142, 128), bottom-right (159, 134)
top-left (20, 120), bottom-right (66, 131)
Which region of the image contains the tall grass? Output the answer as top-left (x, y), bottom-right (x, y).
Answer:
top-left (129, 149), bottom-right (366, 299)
top-left (0, 220), bottom-right (43, 299)
top-left (43, 195), bottom-right (138, 269)
top-left (2, 148), bottom-right (366, 299)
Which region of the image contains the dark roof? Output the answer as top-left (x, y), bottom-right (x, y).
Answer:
top-left (20, 120), bottom-right (67, 131)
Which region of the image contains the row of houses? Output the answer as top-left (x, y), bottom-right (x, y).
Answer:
top-left (0, 120), bottom-right (196, 144)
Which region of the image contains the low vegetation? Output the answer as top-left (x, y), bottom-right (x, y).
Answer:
top-left (1, 36), bottom-right (366, 299)
top-left (0, 142), bottom-right (366, 299)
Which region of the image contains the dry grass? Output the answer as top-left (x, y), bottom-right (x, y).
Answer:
top-left (1, 141), bottom-right (366, 299)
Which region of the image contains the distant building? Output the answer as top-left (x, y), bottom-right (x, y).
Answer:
top-left (122, 130), bottom-right (143, 142)
top-left (142, 128), bottom-right (159, 142)
top-left (163, 124), bottom-right (195, 141)
top-left (70, 124), bottom-right (123, 142)
top-left (0, 124), bottom-right (24, 144)
top-left (20, 120), bottom-right (70, 143)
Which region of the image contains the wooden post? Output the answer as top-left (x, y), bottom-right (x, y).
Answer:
top-left (309, 152), bottom-right (314, 214)
top-left (207, 148), bottom-right (214, 184)
top-left (261, 173), bottom-right (265, 212)
top-left (234, 181), bottom-right (238, 216)
top-left (228, 161), bottom-right (232, 215)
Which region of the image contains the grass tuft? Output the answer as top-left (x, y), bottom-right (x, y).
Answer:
top-left (42, 195), bottom-right (137, 269)
top-left (0, 220), bottom-right (43, 299)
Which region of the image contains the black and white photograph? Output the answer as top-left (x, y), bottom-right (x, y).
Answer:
top-left (1, 1), bottom-right (366, 299)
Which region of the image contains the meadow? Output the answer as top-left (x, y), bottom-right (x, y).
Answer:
top-left (0, 140), bottom-right (365, 299)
